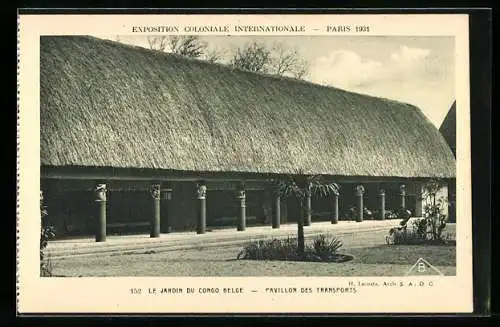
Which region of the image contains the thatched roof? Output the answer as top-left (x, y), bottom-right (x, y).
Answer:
top-left (40, 36), bottom-right (456, 178)
top-left (439, 101), bottom-right (456, 157)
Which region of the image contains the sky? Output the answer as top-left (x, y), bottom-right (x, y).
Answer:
top-left (99, 35), bottom-right (455, 128)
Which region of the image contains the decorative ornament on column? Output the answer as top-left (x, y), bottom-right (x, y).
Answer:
top-left (356, 185), bottom-right (365, 222)
top-left (150, 184), bottom-right (161, 199)
top-left (196, 183), bottom-right (207, 200)
top-left (94, 183), bottom-right (107, 242)
top-left (95, 183), bottom-right (107, 202)
top-left (196, 183), bottom-right (207, 234)
top-left (400, 184), bottom-right (406, 209)
top-left (236, 184), bottom-right (246, 231)
top-left (379, 188), bottom-right (386, 220)
top-left (150, 183), bottom-right (161, 238)
top-left (331, 188), bottom-right (339, 224)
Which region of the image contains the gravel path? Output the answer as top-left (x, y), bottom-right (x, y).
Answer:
top-left (49, 227), bottom-right (456, 277)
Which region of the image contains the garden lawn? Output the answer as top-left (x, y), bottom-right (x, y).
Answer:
top-left (49, 231), bottom-right (455, 277)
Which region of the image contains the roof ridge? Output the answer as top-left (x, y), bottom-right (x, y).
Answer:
top-left (40, 35), bottom-right (456, 178)
top-left (78, 35), bottom-right (415, 108)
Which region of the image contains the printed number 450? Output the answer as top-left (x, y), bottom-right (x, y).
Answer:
top-left (130, 288), bottom-right (142, 294)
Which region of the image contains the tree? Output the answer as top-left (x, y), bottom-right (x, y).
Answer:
top-left (203, 47), bottom-right (226, 63)
top-left (167, 36), bottom-right (206, 58)
top-left (269, 42), bottom-right (310, 79)
top-left (275, 171), bottom-right (340, 257)
top-left (146, 36), bottom-right (169, 52)
top-left (147, 36), bottom-right (206, 58)
top-left (231, 41), bottom-right (309, 79)
top-left (230, 41), bottom-right (272, 73)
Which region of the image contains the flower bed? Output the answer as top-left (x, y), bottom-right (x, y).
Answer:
top-left (237, 233), bottom-right (354, 263)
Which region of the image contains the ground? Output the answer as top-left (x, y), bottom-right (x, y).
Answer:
top-left (48, 227), bottom-right (456, 277)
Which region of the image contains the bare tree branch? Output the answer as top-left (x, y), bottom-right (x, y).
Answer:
top-left (230, 41), bottom-right (272, 73)
top-left (293, 58), bottom-right (310, 79)
top-left (231, 41), bottom-right (309, 79)
top-left (270, 42), bottom-right (310, 79)
top-left (147, 36), bottom-right (169, 51)
top-left (203, 47), bottom-right (226, 63)
top-left (271, 43), bottom-right (298, 75)
top-left (146, 36), bottom-right (206, 58)
top-left (168, 36), bottom-right (206, 58)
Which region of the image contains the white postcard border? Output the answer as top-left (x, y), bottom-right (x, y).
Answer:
top-left (17, 13), bottom-right (472, 314)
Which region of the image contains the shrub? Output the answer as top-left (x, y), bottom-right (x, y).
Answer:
top-left (387, 220), bottom-right (454, 246)
top-left (421, 179), bottom-right (449, 241)
top-left (371, 209), bottom-right (400, 220)
top-left (373, 208), bottom-right (412, 223)
top-left (396, 208), bottom-right (413, 226)
top-left (237, 234), bottom-right (344, 261)
top-left (389, 229), bottom-right (421, 245)
top-left (386, 178), bottom-right (451, 245)
top-left (40, 191), bottom-right (55, 277)
top-left (386, 221), bottom-right (429, 245)
top-left (412, 218), bottom-right (428, 240)
top-left (344, 206), bottom-right (374, 220)
top-left (343, 207), bottom-right (356, 220)
top-left (383, 209), bottom-right (398, 219)
top-left (312, 234), bottom-right (343, 259)
top-left (423, 203), bottom-right (447, 241)
top-left (237, 236), bottom-right (298, 260)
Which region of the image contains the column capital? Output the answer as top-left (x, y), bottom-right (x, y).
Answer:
top-left (150, 183), bottom-right (161, 200)
top-left (95, 183), bottom-right (107, 202)
top-left (356, 185), bottom-right (365, 196)
top-left (236, 189), bottom-right (246, 199)
top-left (379, 188), bottom-right (386, 196)
top-left (236, 182), bottom-right (246, 199)
top-left (399, 184), bottom-right (406, 195)
top-left (94, 183), bottom-right (107, 242)
top-left (196, 183), bottom-right (207, 200)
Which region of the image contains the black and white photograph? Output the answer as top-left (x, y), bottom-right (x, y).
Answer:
top-left (39, 34), bottom-right (457, 278)
top-left (17, 13), bottom-right (474, 314)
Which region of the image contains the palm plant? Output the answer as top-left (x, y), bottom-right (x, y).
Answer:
top-left (274, 170), bottom-right (340, 257)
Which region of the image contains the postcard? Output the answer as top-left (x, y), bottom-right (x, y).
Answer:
top-left (17, 12), bottom-right (472, 314)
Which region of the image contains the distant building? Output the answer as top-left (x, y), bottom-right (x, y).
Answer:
top-left (440, 101), bottom-right (456, 157)
top-left (439, 101), bottom-right (457, 223)
top-left (40, 36), bottom-right (456, 241)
